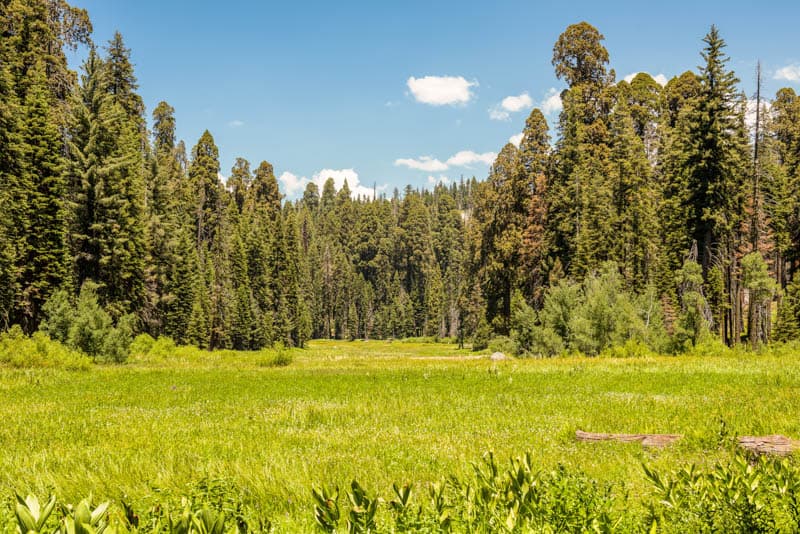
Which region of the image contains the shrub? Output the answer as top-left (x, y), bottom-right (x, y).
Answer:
top-left (599, 339), bottom-right (656, 358)
top-left (471, 318), bottom-right (492, 351)
top-left (129, 333), bottom-right (156, 357)
top-left (487, 335), bottom-right (518, 355)
top-left (0, 326), bottom-right (91, 370)
top-left (39, 282), bottom-right (134, 363)
top-left (257, 343), bottom-right (293, 367)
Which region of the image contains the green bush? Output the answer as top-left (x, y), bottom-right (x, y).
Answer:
top-left (487, 335), bottom-right (518, 355)
top-left (129, 333), bottom-right (156, 357)
top-left (39, 282), bottom-right (134, 363)
top-left (599, 339), bottom-right (656, 358)
top-left (0, 326), bottom-right (91, 370)
top-left (644, 454), bottom-right (800, 533)
top-left (256, 343), bottom-right (293, 367)
top-left (471, 318), bottom-right (492, 351)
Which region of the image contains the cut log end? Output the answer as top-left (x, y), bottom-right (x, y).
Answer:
top-left (575, 430), bottom-right (682, 448)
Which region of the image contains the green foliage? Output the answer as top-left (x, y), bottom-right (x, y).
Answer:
top-left (571, 262), bottom-right (647, 355)
top-left (39, 283), bottom-right (133, 363)
top-left (13, 494), bottom-right (57, 534)
top-left (674, 259), bottom-right (711, 350)
top-left (312, 486), bottom-right (340, 533)
top-left (775, 274), bottom-right (800, 342)
top-left (742, 252), bottom-right (778, 348)
top-left (487, 336), bottom-right (518, 356)
top-left (514, 263), bottom-right (666, 357)
top-left (0, 325), bottom-right (90, 370)
top-left (471, 318), bottom-right (492, 352)
top-left (256, 343), bottom-right (292, 368)
top-left (644, 455), bottom-right (800, 533)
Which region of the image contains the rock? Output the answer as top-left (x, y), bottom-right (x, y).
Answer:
top-left (490, 352), bottom-right (507, 361)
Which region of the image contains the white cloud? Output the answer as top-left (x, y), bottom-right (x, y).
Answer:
top-left (489, 92), bottom-right (534, 121)
top-left (623, 72), bottom-right (668, 86)
top-left (541, 88), bottom-right (563, 115)
top-left (227, 120), bottom-right (245, 128)
top-left (278, 171), bottom-right (308, 197)
top-left (509, 133), bottom-right (524, 147)
top-left (312, 168), bottom-right (382, 199)
top-left (395, 156), bottom-right (449, 172)
top-left (501, 92), bottom-right (533, 112)
top-left (775, 64), bottom-right (800, 82)
top-left (218, 172), bottom-right (228, 184)
top-left (396, 150), bottom-right (496, 172)
top-left (446, 150), bottom-right (496, 167)
top-left (489, 108), bottom-right (510, 121)
top-left (427, 175), bottom-right (451, 186)
top-left (745, 98), bottom-right (771, 130)
top-left (407, 75), bottom-right (477, 106)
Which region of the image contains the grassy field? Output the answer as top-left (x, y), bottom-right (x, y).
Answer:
top-left (1, 339), bottom-right (800, 530)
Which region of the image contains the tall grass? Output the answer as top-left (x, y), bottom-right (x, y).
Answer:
top-left (0, 339), bottom-right (799, 530)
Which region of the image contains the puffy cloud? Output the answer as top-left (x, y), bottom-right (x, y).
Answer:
top-left (312, 168), bottom-right (381, 199)
top-left (775, 64), bottom-right (800, 82)
top-left (394, 156), bottom-right (449, 172)
top-left (278, 169), bottom-right (384, 199)
top-left (501, 92), bottom-right (533, 112)
top-left (278, 171), bottom-right (308, 197)
top-left (509, 133), bottom-right (524, 147)
top-left (396, 150), bottom-right (496, 173)
top-left (427, 175), bottom-right (451, 186)
top-left (489, 92), bottom-right (533, 121)
top-left (623, 72), bottom-right (668, 86)
top-left (489, 108), bottom-right (510, 121)
top-left (218, 172), bottom-right (228, 184)
top-left (227, 119), bottom-right (245, 128)
top-left (407, 75), bottom-right (477, 106)
top-left (540, 88), bottom-right (563, 115)
top-left (446, 150), bottom-right (496, 167)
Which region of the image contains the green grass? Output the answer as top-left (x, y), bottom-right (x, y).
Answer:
top-left (1, 339), bottom-right (799, 531)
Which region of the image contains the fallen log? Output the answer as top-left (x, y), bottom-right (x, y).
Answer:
top-left (737, 435), bottom-right (800, 457)
top-left (575, 430), bottom-right (682, 448)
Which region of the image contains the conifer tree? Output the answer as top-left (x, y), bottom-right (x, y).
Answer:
top-left (16, 62), bottom-right (70, 330)
top-left (608, 90), bottom-right (658, 290)
top-left (68, 48), bottom-right (146, 317)
top-left (518, 109), bottom-right (551, 304)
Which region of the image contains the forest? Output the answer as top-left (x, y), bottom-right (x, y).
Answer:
top-left (3, 0), bottom-right (800, 358)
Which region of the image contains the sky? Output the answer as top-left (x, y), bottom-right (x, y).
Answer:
top-left (68, 0), bottom-right (800, 198)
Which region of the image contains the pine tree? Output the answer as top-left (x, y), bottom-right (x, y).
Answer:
top-left (608, 90), bottom-right (658, 291)
top-left (679, 27), bottom-right (750, 344)
top-left (16, 62), bottom-right (70, 330)
top-left (68, 48), bottom-right (146, 317)
top-left (518, 108), bottom-right (551, 304)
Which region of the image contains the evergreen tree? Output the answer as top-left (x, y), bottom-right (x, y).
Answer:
top-left (68, 48), bottom-right (146, 317)
top-left (16, 62), bottom-right (70, 330)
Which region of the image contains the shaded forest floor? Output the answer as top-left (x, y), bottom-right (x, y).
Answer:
top-left (1, 340), bottom-right (799, 530)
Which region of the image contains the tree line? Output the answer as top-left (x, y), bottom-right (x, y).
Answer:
top-left (2, 2), bottom-right (800, 353)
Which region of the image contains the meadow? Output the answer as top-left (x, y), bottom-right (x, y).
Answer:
top-left (2, 339), bottom-right (800, 532)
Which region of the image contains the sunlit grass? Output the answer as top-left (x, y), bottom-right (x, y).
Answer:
top-left (1, 339), bottom-right (799, 530)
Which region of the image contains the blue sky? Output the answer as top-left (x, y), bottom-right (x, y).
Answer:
top-left (69, 0), bottom-right (800, 198)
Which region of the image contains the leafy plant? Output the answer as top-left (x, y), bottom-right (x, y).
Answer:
top-left (344, 481), bottom-right (377, 534)
top-left (312, 486), bottom-right (340, 533)
top-left (14, 494), bottom-right (56, 534)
